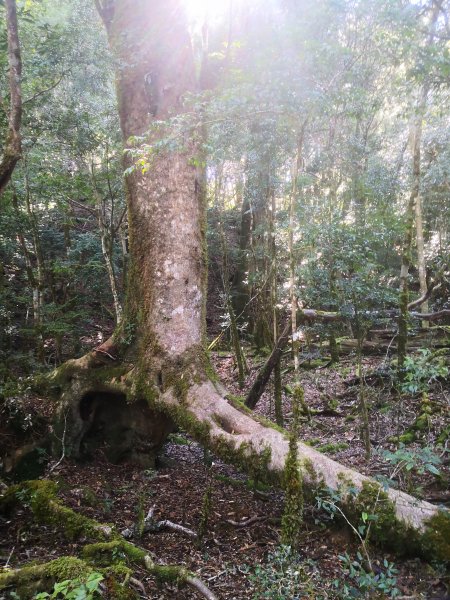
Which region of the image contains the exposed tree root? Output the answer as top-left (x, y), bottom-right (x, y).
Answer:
top-left (0, 480), bottom-right (218, 600)
top-left (42, 349), bottom-right (450, 564)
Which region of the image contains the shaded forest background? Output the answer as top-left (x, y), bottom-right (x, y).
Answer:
top-left (0, 0), bottom-right (449, 373)
top-left (0, 0), bottom-right (449, 598)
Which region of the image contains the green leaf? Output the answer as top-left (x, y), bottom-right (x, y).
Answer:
top-left (426, 464), bottom-right (440, 475)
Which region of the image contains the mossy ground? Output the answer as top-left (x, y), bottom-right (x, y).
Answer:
top-left (1, 437), bottom-right (448, 599)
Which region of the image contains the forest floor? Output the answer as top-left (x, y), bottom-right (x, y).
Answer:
top-left (0, 348), bottom-right (449, 599)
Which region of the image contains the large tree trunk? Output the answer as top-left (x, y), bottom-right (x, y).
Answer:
top-left (49, 0), bottom-right (449, 562)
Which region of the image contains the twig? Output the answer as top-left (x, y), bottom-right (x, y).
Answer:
top-left (122, 505), bottom-right (198, 540)
top-left (129, 576), bottom-right (146, 595)
top-left (322, 500), bottom-right (372, 571)
top-left (186, 575), bottom-right (219, 600)
top-left (48, 412), bottom-right (67, 474)
top-left (225, 515), bottom-right (266, 528)
top-left (156, 519), bottom-right (198, 538)
top-left (207, 570), bottom-right (226, 582)
top-left (4, 546), bottom-right (15, 568)
top-left (94, 348), bottom-right (117, 361)
top-left (23, 74), bottom-right (65, 105)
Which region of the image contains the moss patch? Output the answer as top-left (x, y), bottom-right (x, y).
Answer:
top-left (82, 540), bottom-right (146, 566)
top-left (1, 480), bottom-right (113, 541)
top-left (226, 394), bottom-right (287, 436)
top-left (0, 556), bottom-right (91, 595)
top-left (422, 511), bottom-right (450, 563)
top-left (343, 480), bottom-right (450, 562)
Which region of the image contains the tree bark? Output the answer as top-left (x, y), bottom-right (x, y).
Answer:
top-left (414, 193), bottom-right (428, 327)
top-left (48, 0), bottom-right (449, 562)
top-left (397, 1), bottom-right (440, 377)
top-left (270, 188), bottom-right (283, 426)
top-left (231, 186), bottom-right (252, 320)
top-left (0, 0), bottom-right (22, 197)
top-left (246, 320), bottom-right (291, 409)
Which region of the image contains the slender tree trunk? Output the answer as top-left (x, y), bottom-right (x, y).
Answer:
top-left (101, 231), bottom-right (123, 325)
top-left (90, 164), bottom-right (124, 324)
top-left (216, 167), bottom-right (247, 388)
top-left (270, 189), bottom-right (283, 426)
top-left (250, 164), bottom-right (272, 350)
top-left (397, 3), bottom-right (439, 377)
top-left (415, 194), bottom-right (428, 327)
top-left (290, 130), bottom-right (305, 379)
top-left (0, 0), bottom-right (22, 196)
top-left (231, 185), bottom-right (252, 321)
top-left (14, 179), bottom-right (46, 361)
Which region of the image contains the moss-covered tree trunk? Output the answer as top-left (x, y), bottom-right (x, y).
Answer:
top-left (0, 0), bottom-right (22, 197)
top-left (49, 0), bottom-right (449, 562)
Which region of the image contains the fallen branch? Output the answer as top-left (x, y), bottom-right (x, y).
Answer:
top-left (407, 265), bottom-right (446, 310)
top-left (296, 306), bottom-right (450, 325)
top-left (245, 320), bottom-right (290, 409)
top-left (298, 308), bottom-right (342, 321)
top-left (185, 575), bottom-right (219, 600)
top-left (156, 519), bottom-right (198, 538)
top-left (409, 309), bottom-right (450, 322)
top-left (0, 480), bottom-right (218, 600)
top-left (122, 505), bottom-right (198, 539)
top-left (129, 576), bottom-right (146, 594)
top-left (142, 554), bottom-right (218, 600)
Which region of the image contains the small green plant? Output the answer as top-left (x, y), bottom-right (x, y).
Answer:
top-left (101, 496), bottom-right (114, 514)
top-left (122, 321), bottom-right (136, 347)
top-left (379, 443), bottom-right (443, 493)
top-left (380, 443), bottom-right (442, 477)
top-left (2, 390), bottom-right (34, 432)
top-left (15, 488), bottom-right (30, 506)
top-left (243, 545), bottom-right (312, 599)
top-left (142, 468), bottom-right (157, 480)
top-left (314, 485), bottom-right (357, 525)
top-left (167, 433), bottom-right (191, 445)
top-left (334, 552), bottom-right (400, 598)
top-left (34, 571), bottom-right (104, 599)
top-left (111, 545), bottom-right (126, 563)
top-left (400, 349), bottom-right (448, 395)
